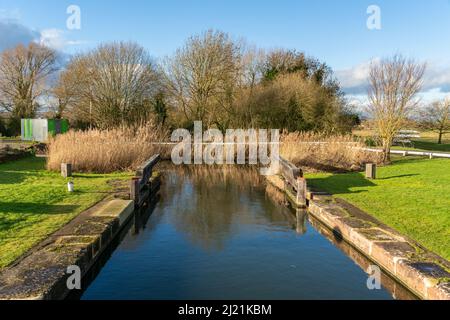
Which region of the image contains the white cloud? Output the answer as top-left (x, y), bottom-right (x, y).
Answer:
top-left (345, 94), bottom-right (370, 115)
top-left (335, 59), bottom-right (377, 94)
top-left (38, 28), bottom-right (87, 51)
top-left (336, 59), bottom-right (450, 97)
top-left (39, 29), bottom-right (67, 50)
top-left (417, 88), bottom-right (450, 104)
top-left (0, 19), bottom-right (86, 52)
top-left (423, 63), bottom-right (450, 93)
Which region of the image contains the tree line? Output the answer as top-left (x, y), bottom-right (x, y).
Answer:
top-left (0, 30), bottom-right (447, 162)
top-left (0, 30), bottom-right (357, 135)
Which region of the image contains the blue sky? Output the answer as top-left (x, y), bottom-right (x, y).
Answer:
top-left (1, 0), bottom-right (450, 101)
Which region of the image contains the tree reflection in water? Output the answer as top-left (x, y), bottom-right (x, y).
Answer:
top-left (160, 165), bottom-right (298, 251)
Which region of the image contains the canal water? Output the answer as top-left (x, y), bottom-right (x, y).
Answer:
top-left (81, 166), bottom-right (408, 300)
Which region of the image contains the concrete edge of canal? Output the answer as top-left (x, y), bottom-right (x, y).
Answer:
top-left (0, 199), bottom-right (136, 300)
top-left (266, 173), bottom-right (450, 300)
top-left (0, 156), bottom-right (162, 300)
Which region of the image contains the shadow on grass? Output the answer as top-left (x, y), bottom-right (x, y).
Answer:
top-left (0, 171), bottom-right (28, 184)
top-left (72, 190), bottom-right (111, 195)
top-left (0, 156), bottom-right (47, 185)
top-left (0, 215), bottom-right (29, 232)
top-left (0, 203), bottom-right (80, 235)
top-left (307, 172), bottom-right (377, 195)
top-left (412, 140), bottom-right (450, 152)
top-left (378, 174), bottom-right (419, 180)
top-left (72, 174), bottom-right (112, 179)
top-left (0, 202), bottom-right (79, 216)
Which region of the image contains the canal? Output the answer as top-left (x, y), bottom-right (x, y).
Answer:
top-left (80, 166), bottom-right (413, 300)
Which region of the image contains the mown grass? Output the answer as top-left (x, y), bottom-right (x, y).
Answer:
top-left (0, 157), bottom-right (131, 269)
top-left (354, 129), bottom-right (450, 153)
top-left (410, 140), bottom-right (450, 152)
top-left (306, 157), bottom-right (450, 260)
top-left (388, 140), bottom-right (450, 154)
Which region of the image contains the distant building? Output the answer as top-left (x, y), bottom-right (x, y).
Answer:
top-left (21, 119), bottom-right (69, 142)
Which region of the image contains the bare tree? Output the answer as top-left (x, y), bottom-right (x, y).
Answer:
top-left (239, 46), bottom-right (265, 88)
top-left (0, 43), bottom-right (58, 119)
top-left (162, 30), bottom-right (241, 130)
top-left (56, 42), bottom-right (159, 128)
top-left (368, 55), bottom-right (426, 162)
top-left (233, 46), bottom-right (266, 127)
top-left (420, 98), bottom-right (450, 144)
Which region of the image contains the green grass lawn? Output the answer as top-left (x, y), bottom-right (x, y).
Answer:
top-left (0, 157), bottom-right (131, 269)
top-left (409, 139), bottom-right (450, 153)
top-left (354, 129), bottom-right (450, 153)
top-left (306, 157), bottom-right (450, 260)
top-left (389, 140), bottom-right (450, 153)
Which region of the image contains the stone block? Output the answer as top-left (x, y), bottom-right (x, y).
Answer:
top-left (93, 199), bottom-right (134, 226)
top-left (365, 163), bottom-right (376, 179)
top-left (61, 163), bottom-right (72, 178)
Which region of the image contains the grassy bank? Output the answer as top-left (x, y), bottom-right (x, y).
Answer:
top-left (0, 157), bottom-right (131, 269)
top-left (306, 157), bottom-right (450, 260)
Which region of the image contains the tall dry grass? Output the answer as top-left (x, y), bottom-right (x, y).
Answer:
top-left (47, 123), bottom-right (169, 173)
top-left (47, 123), bottom-right (381, 174)
top-left (280, 132), bottom-right (382, 172)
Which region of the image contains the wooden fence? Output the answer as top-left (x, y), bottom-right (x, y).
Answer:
top-left (277, 156), bottom-right (307, 208)
top-left (362, 148), bottom-right (450, 159)
top-left (130, 154), bottom-right (161, 208)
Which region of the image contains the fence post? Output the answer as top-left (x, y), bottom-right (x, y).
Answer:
top-left (61, 163), bottom-right (72, 178)
top-left (296, 177), bottom-right (307, 207)
top-left (365, 163), bottom-right (376, 179)
top-left (130, 177), bottom-right (140, 206)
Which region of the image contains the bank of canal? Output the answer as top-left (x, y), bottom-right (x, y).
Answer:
top-left (81, 167), bottom-right (413, 300)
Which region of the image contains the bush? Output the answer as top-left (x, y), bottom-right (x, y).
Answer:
top-left (0, 119), bottom-right (7, 137)
top-left (0, 118), bottom-right (20, 137)
top-left (47, 122), bottom-right (169, 173)
top-left (280, 132), bottom-right (382, 172)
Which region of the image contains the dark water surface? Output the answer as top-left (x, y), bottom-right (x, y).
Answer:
top-left (81, 167), bottom-right (404, 300)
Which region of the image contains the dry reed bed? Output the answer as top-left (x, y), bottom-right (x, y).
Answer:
top-left (47, 123), bottom-right (169, 173)
top-left (280, 132), bottom-right (382, 172)
top-left (47, 126), bottom-right (381, 174)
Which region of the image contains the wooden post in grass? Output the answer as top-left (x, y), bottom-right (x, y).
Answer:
top-left (61, 163), bottom-right (72, 178)
top-left (365, 163), bottom-right (377, 179)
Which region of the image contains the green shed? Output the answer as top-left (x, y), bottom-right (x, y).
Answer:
top-left (21, 119), bottom-right (69, 142)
